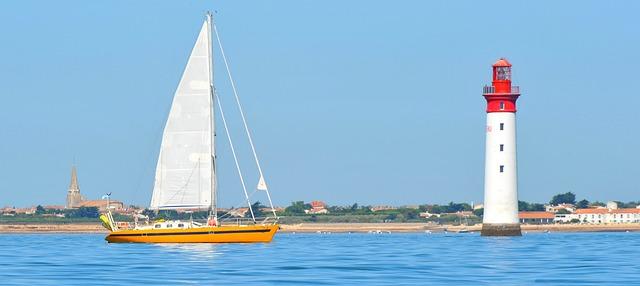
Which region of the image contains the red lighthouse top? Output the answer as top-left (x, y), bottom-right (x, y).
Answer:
top-left (483, 58), bottom-right (520, 113)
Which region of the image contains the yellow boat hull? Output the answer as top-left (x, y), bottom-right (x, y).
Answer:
top-left (105, 224), bottom-right (279, 243)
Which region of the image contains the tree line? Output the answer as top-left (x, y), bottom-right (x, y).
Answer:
top-left (29, 205), bottom-right (100, 218)
top-left (282, 201), bottom-right (473, 216)
top-left (548, 192), bottom-right (638, 209)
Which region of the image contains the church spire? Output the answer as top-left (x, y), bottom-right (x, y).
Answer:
top-left (69, 166), bottom-right (79, 190)
top-left (66, 165), bottom-right (83, 208)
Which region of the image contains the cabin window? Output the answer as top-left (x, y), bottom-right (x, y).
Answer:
top-left (500, 123), bottom-right (504, 130)
top-left (178, 224), bottom-right (184, 228)
top-left (154, 224), bottom-right (161, 228)
top-left (167, 224), bottom-right (173, 228)
top-left (499, 101), bottom-right (505, 110)
top-left (500, 144), bottom-right (504, 152)
top-left (499, 165), bottom-right (504, 173)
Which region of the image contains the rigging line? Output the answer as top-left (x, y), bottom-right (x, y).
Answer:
top-left (214, 196), bottom-right (251, 221)
top-left (215, 189), bottom-right (261, 222)
top-left (214, 90), bottom-right (256, 222)
top-left (212, 22), bottom-right (277, 218)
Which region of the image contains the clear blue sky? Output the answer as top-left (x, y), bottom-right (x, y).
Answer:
top-left (1, 1), bottom-right (638, 208)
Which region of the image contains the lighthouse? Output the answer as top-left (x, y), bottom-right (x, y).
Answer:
top-left (481, 58), bottom-right (522, 236)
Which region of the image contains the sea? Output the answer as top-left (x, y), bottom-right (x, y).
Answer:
top-left (1, 232), bottom-right (639, 285)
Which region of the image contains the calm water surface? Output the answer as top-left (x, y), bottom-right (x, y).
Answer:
top-left (1, 232), bottom-right (639, 285)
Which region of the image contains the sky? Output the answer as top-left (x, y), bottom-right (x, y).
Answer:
top-left (0, 0), bottom-right (639, 208)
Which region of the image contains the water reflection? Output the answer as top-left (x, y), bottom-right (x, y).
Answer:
top-left (153, 243), bottom-right (222, 260)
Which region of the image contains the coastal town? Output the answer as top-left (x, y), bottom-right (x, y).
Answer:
top-left (2, 166), bottom-right (638, 231)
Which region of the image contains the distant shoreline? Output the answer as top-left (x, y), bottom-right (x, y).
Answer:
top-left (283, 223), bottom-right (640, 233)
top-left (1, 223), bottom-right (640, 234)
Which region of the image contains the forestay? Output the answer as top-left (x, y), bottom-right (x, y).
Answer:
top-left (150, 20), bottom-right (214, 210)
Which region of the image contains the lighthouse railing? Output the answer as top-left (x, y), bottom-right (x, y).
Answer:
top-left (483, 85), bottom-right (520, 94)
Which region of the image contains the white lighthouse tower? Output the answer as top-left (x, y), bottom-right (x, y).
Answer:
top-left (481, 58), bottom-right (522, 236)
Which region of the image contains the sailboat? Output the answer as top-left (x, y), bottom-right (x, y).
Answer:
top-left (101, 12), bottom-right (279, 243)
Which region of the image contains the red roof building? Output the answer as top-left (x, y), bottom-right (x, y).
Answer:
top-left (573, 208), bottom-right (640, 224)
top-left (305, 201), bottom-right (328, 214)
top-left (310, 201), bottom-right (326, 209)
top-left (518, 211), bottom-right (555, 224)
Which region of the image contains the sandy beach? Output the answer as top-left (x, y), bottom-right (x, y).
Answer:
top-left (2, 223), bottom-right (640, 234)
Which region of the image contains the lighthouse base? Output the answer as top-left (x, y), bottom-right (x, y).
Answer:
top-left (481, 223), bottom-right (522, 236)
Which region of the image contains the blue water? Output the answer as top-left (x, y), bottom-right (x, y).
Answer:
top-left (1, 232), bottom-right (639, 285)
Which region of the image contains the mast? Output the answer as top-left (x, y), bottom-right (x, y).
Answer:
top-left (207, 11), bottom-right (217, 221)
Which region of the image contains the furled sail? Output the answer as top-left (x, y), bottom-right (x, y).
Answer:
top-left (150, 19), bottom-right (214, 210)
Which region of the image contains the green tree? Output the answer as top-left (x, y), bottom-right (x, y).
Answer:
top-left (446, 202), bottom-right (471, 212)
top-left (518, 201), bottom-right (545, 211)
top-left (247, 201), bottom-right (265, 218)
top-left (625, 201), bottom-right (639, 208)
top-left (352, 205), bottom-right (372, 215)
top-left (529, 203), bottom-right (545, 211)
top-left (68, 207), bottom-right (99, 218)
top-left (473, 208), bottom-right (484, 217)
top-left (576, 199), bottom-right (589, 209)
top-left (385, 213), bottom-right (398, 221)
top-left (142, 209), bottom-right (156, 219)
top-left (614, 201), bottom-right (639, 208)
top-left (431, 205), bottom-right (445, 214)
top-left (550, 192), bottom-right (576, 205)
top-left (35, 205), bottom-right (45, 215)
top-left (284, 201), bottom-right (308, 215)
top-left (418, 203), bottom-right (472, 214)
top-left (157, 210), bottom-right (179, 220)
top-left (399, 208), bottom-right (419, 220)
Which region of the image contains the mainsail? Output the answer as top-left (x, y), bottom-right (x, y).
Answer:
top-left (150, 19), bottom-right (214, 210)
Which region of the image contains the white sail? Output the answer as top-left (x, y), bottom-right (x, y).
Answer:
top-left (150, 19), bottom-right (214, 210)
top-left (257, 176), bottom-right (267, 191)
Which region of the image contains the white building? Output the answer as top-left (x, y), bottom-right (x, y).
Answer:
top-left (546, 203), bottom-right (576, 213)
top-left (571, 208), bottom-right (640, 224)
top-left (553, 213), bottom-right (573, 223)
